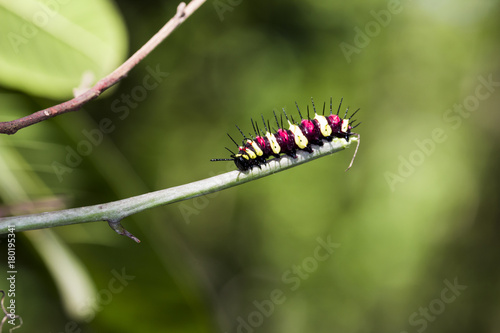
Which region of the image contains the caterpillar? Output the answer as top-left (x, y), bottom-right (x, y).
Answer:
top-left (211, 97), bottom-right (360, 171)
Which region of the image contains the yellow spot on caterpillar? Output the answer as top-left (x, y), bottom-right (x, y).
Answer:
top-left (245, 148), bottom-right (257, 159)
top-left (236, 153), bottom-right (249, 160)
top-left (314, 114), bottom-right (332, 137)
top-left (288, 121), bottom-right (308, 149)
top-left (341, 119), bottom-right (349, 133)
top-left (248, 139), bottom-right (263, 156)
top-left (266, 132), bottom-right (281, 154)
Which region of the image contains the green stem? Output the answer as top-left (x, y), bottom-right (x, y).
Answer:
top-left (0, 137), bottom-right (357, 241)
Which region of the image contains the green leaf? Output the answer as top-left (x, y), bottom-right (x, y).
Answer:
top-left (0, 0), bottom-right (128, 99)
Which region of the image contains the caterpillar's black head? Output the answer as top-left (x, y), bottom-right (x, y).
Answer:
top-left (233, 155), bottom-right (252, 171)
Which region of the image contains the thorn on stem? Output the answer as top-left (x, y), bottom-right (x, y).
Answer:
top-left (177, 2), bottom-right (187, 18)
top-left (108, 220), bottom-right (141, 243)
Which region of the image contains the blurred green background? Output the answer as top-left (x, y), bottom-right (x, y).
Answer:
top-left (1, 0), bottom-right (500, 332)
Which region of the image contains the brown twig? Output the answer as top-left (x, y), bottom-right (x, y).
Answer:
top-left (0, 0), bottom-right (206, 135)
